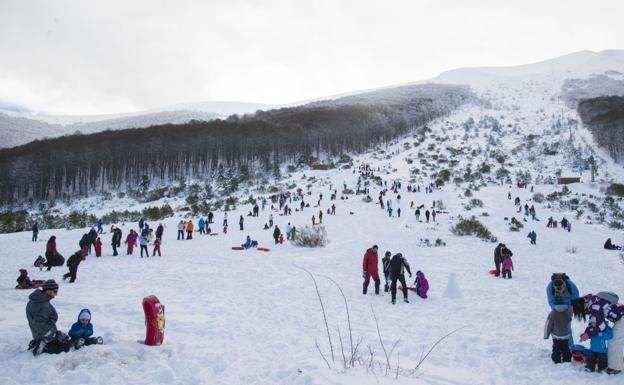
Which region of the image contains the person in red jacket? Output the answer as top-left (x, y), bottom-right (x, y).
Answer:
top-left (94, 237), bottom-right (102, 257)
top-left (362, 245), bottom-right (381, 295)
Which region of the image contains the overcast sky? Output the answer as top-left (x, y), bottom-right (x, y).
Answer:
top-left (0, 0), bottom-right (622, 115)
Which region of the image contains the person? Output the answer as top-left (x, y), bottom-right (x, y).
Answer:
top-left (139, 233), bottom-right (149, 258)
top-left (198, 217), bottom-right (206, 235)
top-left (96, 218), bottom-right (103, 234)
top-left (585, 326), bottom-right (613, 372)
top-left (286, 223), bottom-right (292, 240)
top-left (546, 273), bottom-right (580, 347)
top-left (223, 212), bottom-right (228, 227)
top-left (239, 215), bottom-right (244, 231)
top-left (155, 223), bottom-right (164, 241)
top-left (87, 227), bottom-right (98, 255)
top-left (273, 225), bottom-right (281, 244)
top-left (151, 236), bottom-right (161, 256)
top-left (431, 209), bottom-right (436, 222)
top-left (26, 279), bottom-right (71, 355)
top-left (606, 304), bottom-right (624, 375)
top-left (388, 253), bottom-right (412, 304)
top-left (604, 238), bottom-right (622, 250)
top-left (186, 220), bottom-right (194, 239)
top-left (501, 254), bottom-right (514, 279)
top-left (319, 210), bottom-right (323, 224)
top-left (63, 250), bottom-right (84, 283)
top-left (125, 229), bottom-right (137, 255)
top-left (415, 208), bottom-right (420, 221)
top-left (507, 192), bottom-right (512, 200)
top-left (312, 215), bottom-right (316, 225)
top-left (177, 220), bottom-right (185, 240)
top-left (94, 237), bottom-right (102, 257)
top-left (527, 230), bottom-right (537, 245)
top-left (32, 222), bottom-right (39, 242)
top-left (243, 235), bottom-right (253, 250)
top-left (493, 243), bottom-right (503, 277)
top-left (79, 233), bottom-right (89, 255)
top-left (44, 236), bottom-right (64, 271)
top-left (68, 309), bottom-right (103, 348)
top-left (547, 216), bottom-right (554, 228)
top-left (139, 217), bottom-right (145, 232)
top-left (362, 245), bottom-right (380, 295)
top-left (16, 269), bottom-right (42, 289)
top-left (544, 307), bottom-right (573, 363)
top-left (414, 271), bottom-right (429, 299)
top-left (560, 217), bottom-right (569, 230)
top-left (111, 227), bottom-right (122, 256)
top-left (269, 214), bottom-right (273, 227)
top-left (382, 251), bottom-right (392, 292)
top-left (425, 209), bottom-right (430, 222)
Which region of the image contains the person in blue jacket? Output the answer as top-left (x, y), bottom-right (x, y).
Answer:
top-left (68, 309), bottom-right (103, 348)
top-left (546, 273), bottom-right (579, 347)
top-left (198, 217), bottom-right (206, 235)
top-left (586, 326), bottom-right (613, 372)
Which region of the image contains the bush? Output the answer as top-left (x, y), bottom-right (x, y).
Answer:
top-left (292, 225), bottom-right (327, 247)
top-left (467, 198), bottom-right (483, 209)
top-left (435, 200), bottom-right (446, 210)
top-left (607, 183), bottom-right (624, 197)
top-left (450, 216), bottom-right (497, 242)
top-left (142, 204), bottom-right (174, 221)
top-left (608, 220), bottom-right (624, 230)
top-left (0, 210), bottom-right (29, 233)
top-left (438, 169), bottom-right (451, 182)
top-left (533, 193), bottom-right (545, 203)
top-left (464, 189), bottom-right (473, 197)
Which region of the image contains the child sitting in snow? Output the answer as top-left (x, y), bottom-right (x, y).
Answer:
top-left (585, 325), bottom-right (612, 372)
top-left (501, 255), bottom-right (514, 279)
top-left (414, 271), bottom-right (429, 299)
top-left (544, 307), bottom-right (573, 363)
top-left (15, 269), bottom-right (43, 289)
top-left (68, 309), bottom-right (103, 348)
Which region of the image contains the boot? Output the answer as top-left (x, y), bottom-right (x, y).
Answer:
top-left (404, 298), bottom-right (409, 303)
top-left (375, 282), bottom-right (380, 295)
top-left (363, 286), bottom-right (367, 295)
top-left (95, 336), bottom-right (104, 344)
top-left (384, 284), bottom-right (389, 293)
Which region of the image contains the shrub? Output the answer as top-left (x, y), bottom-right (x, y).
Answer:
top-left (464, 189), bottom-right (473, 197)
top-left (607, 183), bottom-right (624, 197)
top-left (533, 193), bottom-right (545, 203)
top-left (435, 200), bottom-right (446, 210)
top-left (438, 169), bottom-right (451, 182)
top-left (608, 220), bottom-right (624, 230)
top-left (292, 225), bottom-right (327, 247)
top-left (450, 216), bottom-right (497, 242)
top-left (467, 198), bottom-right (483, 208)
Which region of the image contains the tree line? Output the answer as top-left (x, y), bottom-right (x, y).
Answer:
top-left (0, 84), bottom-right (474, 204)
top-left (577, 95), bottom-right (624, 162)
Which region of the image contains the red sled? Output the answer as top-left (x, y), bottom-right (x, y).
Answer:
top-left (143, 295), bottom-right (165, 346)
top-left (231, 246), bottom-right (245, 250)
top-left (398, 286), bottom-right (418, 293)
top-left (488, 269), bottom-right (497, 275)
top-left (571, 351), bottom-right (587, 363)
top-left (257, 247), bottom-right (271, 252)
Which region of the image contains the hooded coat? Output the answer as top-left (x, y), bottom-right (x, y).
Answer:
top-left (26, 289), bottom-right (58, 341)
top-left (68, 309), bottom-right (94, 338)
top-left (415, 271), bottom-right (429, 299)
top-left (362, 248), bottom-right (379, 275)
top-left (389, 253), bottom-right (411, 279)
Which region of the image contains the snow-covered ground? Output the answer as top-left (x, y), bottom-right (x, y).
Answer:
top-left (2, 50), bottom-right (624, 384)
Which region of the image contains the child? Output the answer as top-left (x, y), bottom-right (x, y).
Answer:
top-left (152, 237), bottom-right (161, 257)
top-left (62, 250), bottom-right (84, 283)
top-left (68, 309), bottom-right (103, 348)
top-left (94, 237), bottom-right (102, 257)
top-left (544, 307), bottom-right (573, 363)
top-left (16, 269), bottom-right (42, 289)
top-left (501, 255), bottom-right (514, 279)
top-left (585, 325), bottom-right (613, 372)
top-left (414, 271), bottom-right (429, 299)
top-left (139, 234), bottom-right (149, 258)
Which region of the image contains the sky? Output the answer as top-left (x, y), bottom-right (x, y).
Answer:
top-left (0, 0), bottom-right (623, 115)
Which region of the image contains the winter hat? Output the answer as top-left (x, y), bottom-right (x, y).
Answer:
top-left (42, 279), bottom-right (59, 291)
top-left (19, 269), bottom-right (28, 276)
top-left (79, 310), bottom-right (91, 321)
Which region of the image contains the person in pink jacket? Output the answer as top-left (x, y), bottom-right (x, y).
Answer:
top-left (501, 255), bottom-right (514, 279)
top-left (415, 271), bottom-right (429, 299)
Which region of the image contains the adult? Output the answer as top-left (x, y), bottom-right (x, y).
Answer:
top-left (273, 226), bottom-right (281, 244)
top-left (26, 279), bottom-right (71, 355)
top-left (604, 238), bottom-right (622, 250)
top-left (44, 236), bottom-right (64, 271)
top-left (63, 250), bottom-right (84, 283)
top-left (493, 243), bottom-right (504, 277)
top-left (155, 223), bottom-right (164, 241)
top-left (111, 227), bottom-right (121, 256)
top-left (87, 227), bottom-right (98, 255)
top-left (362, 245), bottom-right (380, 295)
top-left (546, 274), bottom-right (579, 346)
top-left (139, 217), bottom-right (145, 232)
top-left (388, 253), bottom-right (412, 304)
top-left (96, 218), bottom-right (104, 234)
top-left (186, 220), bottom-right (194, 240)
top-left (177, 220), bottom-right (185, 240)
top-left (208, 211), bottom-right (214, 224)
top-left (239, 215), bottom-right (244, 231)
top-left (198, 217), bottom-right (205, 235)
top-left (572, 292), bottom-right (623, 375)
top-left (32, 222), bottom-right (39, 242)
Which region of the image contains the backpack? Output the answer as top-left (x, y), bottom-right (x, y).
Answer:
top-left (34, 256), bottom-right (46, 268)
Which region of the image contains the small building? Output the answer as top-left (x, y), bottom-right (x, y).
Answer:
top-left (557, 177), bottom-right (581, 185)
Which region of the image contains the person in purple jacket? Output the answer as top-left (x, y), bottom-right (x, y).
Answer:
top-left (572, 291), bottom-right (623, 374)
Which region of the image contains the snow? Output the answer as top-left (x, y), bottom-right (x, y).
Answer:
top-left (2, 50), bottom-right (624, 384)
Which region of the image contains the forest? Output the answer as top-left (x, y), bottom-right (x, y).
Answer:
top-left (0, 84), bottom-right (474, 204)
top-left (577, 95), bottom-right (624, 162)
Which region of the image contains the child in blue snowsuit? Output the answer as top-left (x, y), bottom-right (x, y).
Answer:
top-left (68, 309), bottom-right (103, 348)
top-left (585, 325), bottom-right (613, 372)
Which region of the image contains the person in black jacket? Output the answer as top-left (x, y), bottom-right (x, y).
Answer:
top-left (494, 243), bottom-right (503, 277)
top-left (111, 227), bottom-right (122, 256)
top-left (87, 227), bottom-right (98, 255)
top-left (382, 251), bottom-right (392, 292)
top-left (63, 250), bottom-right (84, 283)
top-left (389, 253), bottom-right (412, 304)
top-left (32, 222), bottom-right (39, 242)
top-left (155, 223), bottom-right (164, 241)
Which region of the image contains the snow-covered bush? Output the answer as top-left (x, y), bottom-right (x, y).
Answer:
top-left (565, 245), bottom-right (578, 254)
top-left (450, 216), bottom-right (497, 242)
top-left (293, 225), bottom-right (327, 247)
top-left (467, 198), bottom-right (483, 209)
top-left (533, 193), bottom-right (545, 203)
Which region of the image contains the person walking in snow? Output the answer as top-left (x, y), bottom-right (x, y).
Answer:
top-left (186, 220), bottom-right (194, 239)
top-left (139, 233), bottom-right (149, 258)
top-left (362, 245), bottom-right (381, 295)
top-left (425, 209), bottom-right (430, 223)
top-left (32, 222), bottom-right (39, 242)
top-left (544, 306), bottom-right (573, 363)
top-left (382, 251), bottom-right (392, 292)
top-left (96, 218), bottom-right (103, 234)
top-left (198, 217), bottom-right (206, 235)
top-left (273, 225), bottom-right (281, 244)
top-left (312, 215), bottom-right (316, 226)
top-left (527, 230), bottom-right (537, 245)
top-left (139, 218), bottom-right (145, 232)
top-left (501, 254), bottom-right (514, 279)
top-left (432, 209), bottom-right (436, 222)
top-left (415, 208), bottom-right (420, 221)
top-left (62, 249), bottom-right (85, 283)
top-left (94, 237), bottom-right (102, 257)
top-left (223, 212), bottom-right (228, 227)
top-left (493, 243), bottom-right (504, 277)
top-left (286, 222), bottom-right (292, 240)
top-left (125, 230), bottom-right (137, 255)
top-left (239, 215), bottom-right (244, 231)
top-left (389, 253), bottom-right (411, 304)
top-left (319, 210), bottom-right (323, 224)
top-left (155, 223), bottom-right (163, 241)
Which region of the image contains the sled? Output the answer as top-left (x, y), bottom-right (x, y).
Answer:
top-left (143, 295), bottom-right (165, 346)
top-left (488, 269), bottom-right (498, 275)
top-left (15, 280), bottom-right (43, 289)
top-left (231, 246), bottom-right (245, 250)
top-left (398, 286), bottom-right (418, 293)
top-left (570, 344), bottom-right (589, 363)
top-left (257, 247), bottom-right (271, 252)
top-left (209, 233), bottom-right (219, 236)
